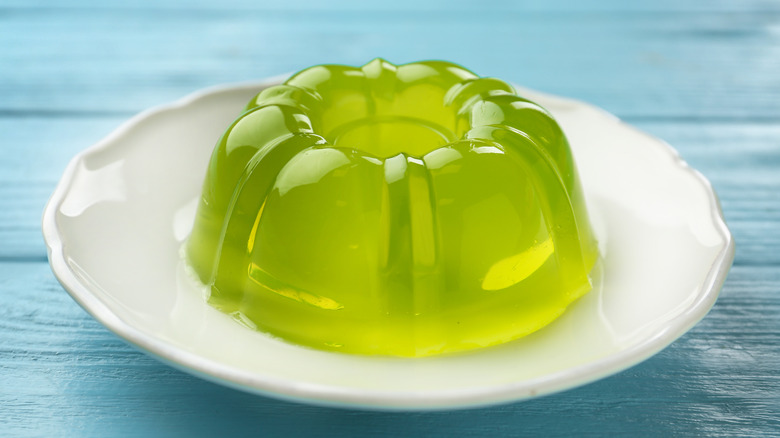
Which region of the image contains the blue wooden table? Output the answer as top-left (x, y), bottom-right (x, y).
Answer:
top-left (2, 1), bottom-right (779, 436)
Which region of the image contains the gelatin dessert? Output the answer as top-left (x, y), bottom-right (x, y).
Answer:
top-left (186, 59), bottom-right (599, 357)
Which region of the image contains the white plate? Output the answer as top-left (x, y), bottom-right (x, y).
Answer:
top-left (43, 77), bottom-right (734, 411)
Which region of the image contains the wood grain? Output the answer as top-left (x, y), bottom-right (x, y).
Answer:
top-left (2, 5), bottom-right (779, 119)
top-left (1, 0), bottom-right (779, 436)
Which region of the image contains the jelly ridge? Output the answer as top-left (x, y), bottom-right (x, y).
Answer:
top-left (186, 59), bottom-right (599, 357)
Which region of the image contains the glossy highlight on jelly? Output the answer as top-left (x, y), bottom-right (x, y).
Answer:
top-left (186, 59), bottom-right (599, 357)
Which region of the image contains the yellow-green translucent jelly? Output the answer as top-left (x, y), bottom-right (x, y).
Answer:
top-left (186, 59), bottom-right (599, 357)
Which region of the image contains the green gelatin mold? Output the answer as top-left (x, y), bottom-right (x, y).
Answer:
top-left (186, 59), bottom-right (599, 357)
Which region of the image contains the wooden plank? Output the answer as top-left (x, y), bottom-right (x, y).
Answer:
top-left (1, 9), bottom-right (779, 119)
top-left (2, 0), bottom-right (779, 13)
top-left (0, 261), bottom-right (777, 436)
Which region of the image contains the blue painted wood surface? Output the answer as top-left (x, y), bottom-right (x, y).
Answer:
top-left (1, 1), bottom-right (779, 436)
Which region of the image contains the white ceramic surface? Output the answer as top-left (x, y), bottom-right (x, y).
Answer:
top-left (42, 77), bottom-right (734, 411)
